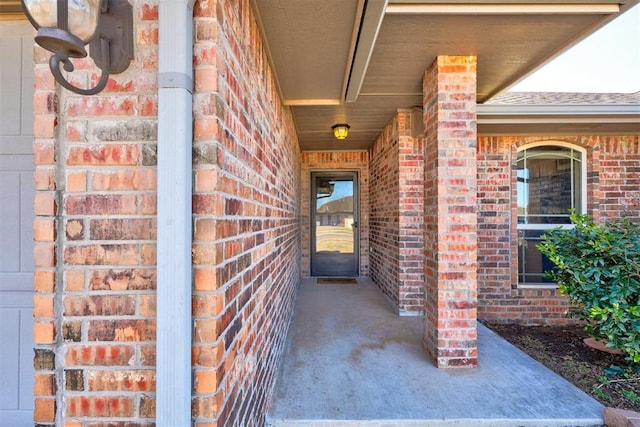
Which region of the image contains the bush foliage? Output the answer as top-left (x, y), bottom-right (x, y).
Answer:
top-left (537, 213), bottom-right (640, 365)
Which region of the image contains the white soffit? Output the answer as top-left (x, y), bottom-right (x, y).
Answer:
top-left (251, 0), bottom-right (362, 105)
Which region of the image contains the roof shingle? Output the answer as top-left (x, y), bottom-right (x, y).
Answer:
top-left (488, 92), bottom-right (640, 105)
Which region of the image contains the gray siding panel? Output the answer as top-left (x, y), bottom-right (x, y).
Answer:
top-left (0, 20), bottom-right (36, 423)
top-left (20, 171), bottom-right (35, 272)
top-left (0, 309), bottom-right (20, 409)
top-left (19, 307), bottom-right (34, 409)
top-left (0, 33), bottom-right (22, 137)
top-left (0, 22), bottom-right (34, 155)
top-left (0, 172), bottom-right (21, 272)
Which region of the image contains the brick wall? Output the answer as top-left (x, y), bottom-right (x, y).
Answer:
top-left (477, 135), bottom-right (640, 325)
top-left (597, 136), bottom-right (640, 220)
top-left (369, 117), bottom-right (400, 305)
top-left (397, 114), bottom-right (425, 314)
top-left (32, 0), bottom-right (159, 423)
top-left (32, 0), bottom-right (300, 425)
top-left (369, 112), bottom-right (424, 314)
top-left (29, 0), bottom-right (640, 420)
top-left (300, 152), bottom-right (369, 277)
top-left (192, 0), bottom-right (301, 425)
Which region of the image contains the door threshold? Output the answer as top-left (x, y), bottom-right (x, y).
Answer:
top-left (316, 277), bottom-right (359, 284)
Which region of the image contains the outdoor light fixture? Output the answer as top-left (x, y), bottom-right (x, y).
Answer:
top-left (21, 0), bottom-right (133, 95)
top-left (332, 123), bottom-right (350, 140)
top-left (316, 179), bottom-right (335, 199)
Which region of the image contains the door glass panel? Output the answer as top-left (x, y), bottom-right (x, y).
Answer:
top-left (312, 173), bottom-right (358, 276)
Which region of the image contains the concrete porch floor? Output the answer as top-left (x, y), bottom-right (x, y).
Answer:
top-left (265, 278), bottom-right (604, 427)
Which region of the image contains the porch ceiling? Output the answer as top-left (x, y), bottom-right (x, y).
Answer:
top-left (251, 0), bottom-right (638, 151)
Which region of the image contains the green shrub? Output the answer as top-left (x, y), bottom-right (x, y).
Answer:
top-left (537, 212), bottom-right (640, 365)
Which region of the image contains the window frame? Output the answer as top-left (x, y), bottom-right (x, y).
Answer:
top-left (515, 141), bottom-right (587, 288)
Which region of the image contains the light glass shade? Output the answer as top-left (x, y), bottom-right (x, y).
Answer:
top-left (332, 124), bottom-right (350, 140)
top-left (20, 0), bottom-right (133, 95)
top-left (23, 0), bottom-right (100, 43)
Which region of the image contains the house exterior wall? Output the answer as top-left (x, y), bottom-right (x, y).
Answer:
top-left (300, 151), bottom-right (369, 277)
top-left (26, 0), bottom-right (640, 421)
top-left (32, 0), bottom-right (162, 420)
top-left (369, 112), bottom-right (424, 314)
top-left (477, 135), bottom-right (640, 325)
top-left (595, 136), bottom-right (640, 219)
top-left (369, 118), bottom-right (400, 306)
top-left (32, 0), bottom-right (301, 425)
top-left (192, 1), bottom-right (301, 425)
top-left (397, 115), bottom-right (425, 315)
top-left (365, 126), bottom-right (639, 329)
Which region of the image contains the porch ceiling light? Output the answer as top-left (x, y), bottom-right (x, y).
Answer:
top-left (332, 123), bottom-right (350, 140)
top-left (21, 0), bottom-right (133, 95)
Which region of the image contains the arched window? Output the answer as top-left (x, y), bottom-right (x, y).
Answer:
top-left (517, 143), bottom-right (586, 285)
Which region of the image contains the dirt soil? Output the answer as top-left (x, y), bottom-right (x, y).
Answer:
top-left (485, 323), bottom-right (640, 411)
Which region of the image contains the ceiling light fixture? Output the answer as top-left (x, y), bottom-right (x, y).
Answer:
top-left (332, 123), bottom-right (350, 140)
top-left (21, 0), bottom-right (134, 95)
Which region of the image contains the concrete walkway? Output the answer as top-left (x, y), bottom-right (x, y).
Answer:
top-left (266, 278), bottom-right (604, 426)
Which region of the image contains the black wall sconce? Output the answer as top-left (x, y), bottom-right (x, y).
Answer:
top-left (21, 0), bottom-right (134, 95)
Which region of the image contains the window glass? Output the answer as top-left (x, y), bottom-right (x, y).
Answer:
top-left (517, 145), bottom-right (584, 285)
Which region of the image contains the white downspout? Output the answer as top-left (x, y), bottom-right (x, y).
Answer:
top-left (156, 0), bottom-right (193, 424)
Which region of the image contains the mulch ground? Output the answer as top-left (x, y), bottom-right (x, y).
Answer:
top-left (484, 323), bottom-right (640, 411)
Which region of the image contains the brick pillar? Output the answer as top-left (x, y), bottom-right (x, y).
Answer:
top-left (32, 46), bottom-right (58, 426)
top-left (423, 56), bottom-right (478, 368)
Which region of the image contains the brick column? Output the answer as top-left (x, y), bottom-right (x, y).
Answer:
top-left (423, 56), bottom-right (478, 368)
top-left (32, 46), bottom-right (58, 426)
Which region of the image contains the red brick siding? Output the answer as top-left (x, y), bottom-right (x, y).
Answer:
top-left (32, 0), bottom-right (160, 423)
top-left (477, 135), bottom-right (639, 325)
top-left (398, 114), bottom-right (425, 314)
top-left (32, 44), bottom-right (58, 426)
top-left (369, 117), bottom-right (401, 306)
top-left (30, 1), bottom-right (639, 421)
top-left (598, 137), bottom-right (640, 219)
top-left (477, 137), bottom-right (520, 322)
top-left (422, 56), bottom-right (478, 367)
top-left (193, 0), bottom-right (301, 425)
top-left (300, 152), bottom-right (369, 277)
top-left (369, 113), bottom-right (424, 314)
top-left (33, 0), bottom-right (301, 425)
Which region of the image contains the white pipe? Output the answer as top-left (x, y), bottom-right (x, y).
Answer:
top-left (156, 0), bottom-right (193, 424)
top-left (386, 4), bottom-right (619, 15)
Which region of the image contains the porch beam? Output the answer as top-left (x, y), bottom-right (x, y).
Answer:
top-left (345, 0), bottom-right (389, 102)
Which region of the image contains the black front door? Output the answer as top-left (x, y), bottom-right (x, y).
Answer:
top-left (311, 172), bottom-right (359, 276)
